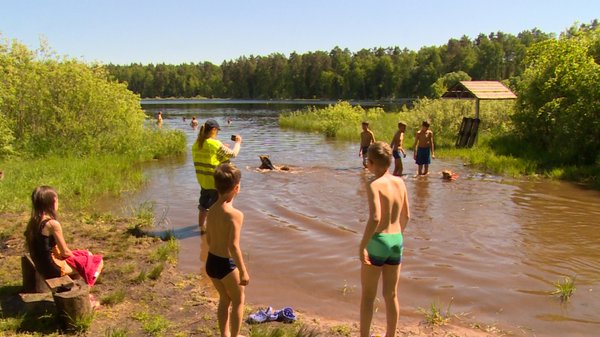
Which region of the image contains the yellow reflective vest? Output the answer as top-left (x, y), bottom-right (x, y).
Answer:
top-left (192, 138), bottom-right (225, 190)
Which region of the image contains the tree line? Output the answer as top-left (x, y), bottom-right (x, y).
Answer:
top-left (105, 28), bottom-right (556, 100)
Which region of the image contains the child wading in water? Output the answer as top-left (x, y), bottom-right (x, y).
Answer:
top-left (359, 142), bottom-right (410, 337)
top-left (413, 120), bottom-right (435, 175)
top-left (205, 163), bottom-right (249, 337)
top-left (390, 121), bottom-right (407, 176)
top-left (359, 121), bottom-right (376, 168)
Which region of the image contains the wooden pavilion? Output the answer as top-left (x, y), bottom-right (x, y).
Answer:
top-left (442, 81), bottom-right (516, 147)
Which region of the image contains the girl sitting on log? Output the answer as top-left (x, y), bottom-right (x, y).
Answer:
top-left (25, 186), bottom-right (103, 305)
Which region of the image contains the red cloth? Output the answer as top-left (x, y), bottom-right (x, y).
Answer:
top-left (65, 249), bottom-right (103, 286)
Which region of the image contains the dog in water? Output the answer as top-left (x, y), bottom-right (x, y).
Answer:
top-left (259, 155), bottom-right (290, 171)
top-left (441, 170), bottom-right (458, 181)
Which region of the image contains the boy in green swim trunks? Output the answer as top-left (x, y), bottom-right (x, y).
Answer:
top-left (359, 141), bottom-right (410, 337)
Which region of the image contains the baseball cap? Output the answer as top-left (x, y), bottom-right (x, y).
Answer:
top-left (205, 119), bottom-right (221, 130)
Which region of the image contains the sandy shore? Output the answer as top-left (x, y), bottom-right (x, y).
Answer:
top-left (0, 211), bottom-right (509, 336)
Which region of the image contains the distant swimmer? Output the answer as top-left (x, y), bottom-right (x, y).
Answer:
top-left (157, 111), bottom-right (163, 127)
top-left (190, 116), bottom-right (199, 128)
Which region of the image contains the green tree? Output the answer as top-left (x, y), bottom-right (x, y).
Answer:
top-left (0, 38), bottom-right (153, 156)
top-left (430, 71), bottom-right (472, 98)
top-left (407, 46), bottom-right (443, 97)
top-left (441, 36), bottom-right (476, 74)
top-left (513, 27), bottom-right (600, 165)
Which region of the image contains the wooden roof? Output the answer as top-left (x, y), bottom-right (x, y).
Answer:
top-left (442, 81), bottom-right (517, 100)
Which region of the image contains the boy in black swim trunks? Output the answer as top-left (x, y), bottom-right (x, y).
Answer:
top-left (390, 121), bottom-right (407, 176)
top-left (205, 163), bottom-right (249, 337)
top-left (359, 141), bottom-right (410, 337)
top-left (359, 121), bottom-right (376, 168)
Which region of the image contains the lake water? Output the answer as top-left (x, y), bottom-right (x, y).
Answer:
top-left (118, 102), bottom-right (600, 336)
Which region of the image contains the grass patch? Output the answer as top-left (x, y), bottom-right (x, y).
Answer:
top-left (105, 326), bottom-right (130, 337)
top-left (148, 263), bottom-right (165, 281)
top-left (551, 276), bottom-right (576, 302)
top-left (329, 324), bottom-right (352, 336)
top-left (0, 155), bottom-right (147, 213)
top-left (132, 311), bottom-right (170, 336)
top-left (66, 311), bottom-right (95, 333)
top-left (0, 316), bottom-right (23, 332)
top-left (249, 325), bottom-right (321, 337)
top-left (419, 298), bottom-right (454, 326)
top-left (150, 237), bottom-right (180, 264)
top-left (133, 270), bottom-right (148, 284)
top-left (100, 288), bottom-right (127, 306)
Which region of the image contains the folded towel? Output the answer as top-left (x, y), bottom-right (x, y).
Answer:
top-left (65, 249), bottom-right (103, 286)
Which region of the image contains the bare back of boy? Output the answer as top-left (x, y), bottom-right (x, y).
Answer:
top-left (370, 175), bottom-right (409, 233)
top-left (207, 207), bottom-right (240, 257)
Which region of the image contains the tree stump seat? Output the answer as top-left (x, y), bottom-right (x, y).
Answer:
top-left (21, 254), bottom-right (74, 293)
top-left (20, 254), bottom-right (92, 329)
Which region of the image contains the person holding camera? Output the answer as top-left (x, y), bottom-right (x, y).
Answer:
top-left (192, 119), bottom-right (242, 233)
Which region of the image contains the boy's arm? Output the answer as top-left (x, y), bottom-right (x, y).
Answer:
top-left (205, 225), bottom-right (211, 247)
top-left (399, 133), bottom-right (406, 157)
top-left (370, 130), bottom-right (375, 143)
top-left (359, 183), bottom-right (380, 265)
top-left (400, 185), bottom-right (410, 233)
top-left (228, 211), bottom-right (249, 285)
top-left (430, 131), bottom-right (435, 159)
top-left (413, 131), bottom-right (419, 159)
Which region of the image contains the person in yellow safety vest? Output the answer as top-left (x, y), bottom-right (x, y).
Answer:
top-left (192, 119), bottom-right (242, 233)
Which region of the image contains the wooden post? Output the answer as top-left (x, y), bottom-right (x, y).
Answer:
top-left (455, 117), bottom-right (467, 147)
top-left (52, 280), bottom-right (92, 330)
top-left (459, 118), bottom-right (474, 148)
top-left (21, 255), bottom-right (51, 293)
top-left (467, 118), bottom-right (481, 148)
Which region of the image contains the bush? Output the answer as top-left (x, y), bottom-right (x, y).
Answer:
top-left (0, 113), bottom-right (15, 157)
top-left (0, 37), bottom-right (187, 211)
top-left (0, 37), bottom-right (185, 157)
top-left (280, 99), bottom-right (515, 149)
top-left (512, 27), bottom-right (600, 165)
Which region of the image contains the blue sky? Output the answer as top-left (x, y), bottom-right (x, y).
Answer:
top-left (1, 0), bottom-right (598, 65)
